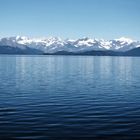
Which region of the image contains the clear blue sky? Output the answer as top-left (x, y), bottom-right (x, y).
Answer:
top-left (0, 0), bottom-right (140, 40)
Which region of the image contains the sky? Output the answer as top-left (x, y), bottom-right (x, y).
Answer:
top-left (0, 0), bottom-right (140, 40)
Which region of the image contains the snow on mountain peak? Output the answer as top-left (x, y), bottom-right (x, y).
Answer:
top-left (0, 36), bottom-right (139, 53)
top-left (15, 36), bottom-right (28, 40)
top-left (76, 38), bottom-right (96, 47)
top-left (114, 37), bottom-right (134, 44)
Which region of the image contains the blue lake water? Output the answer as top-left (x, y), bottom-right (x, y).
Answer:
top-left (0, 55), bottom-right (140, 140)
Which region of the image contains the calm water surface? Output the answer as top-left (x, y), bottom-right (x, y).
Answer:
top-left (0, 55), bottom-right (140, 140)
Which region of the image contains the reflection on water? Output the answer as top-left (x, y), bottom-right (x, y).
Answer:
top-left (0, 55), bottom-right (140, 140)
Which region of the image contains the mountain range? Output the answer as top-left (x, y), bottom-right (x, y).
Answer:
top-left (0, 36), bottom-right (140, 56)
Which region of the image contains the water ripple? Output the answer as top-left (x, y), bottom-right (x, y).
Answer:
top-left (0, 56), bottom-right (140, 139)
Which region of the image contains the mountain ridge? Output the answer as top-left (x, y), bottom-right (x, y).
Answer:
top-left (0, 36), bottom-right (140, 55)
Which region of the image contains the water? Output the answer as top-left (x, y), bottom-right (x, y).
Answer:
top-left (0, 55), bottom-right (140, 140)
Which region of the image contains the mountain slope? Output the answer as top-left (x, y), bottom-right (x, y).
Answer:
top-left (124, 47), bottom-right (140, 56)
top-left (0, 36), bottom-right (140, 55)
top-left (0, 45), bottom-right (43, 54)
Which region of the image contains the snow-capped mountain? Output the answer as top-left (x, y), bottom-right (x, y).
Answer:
top-left (0, 36), bottom-right (140, 54)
